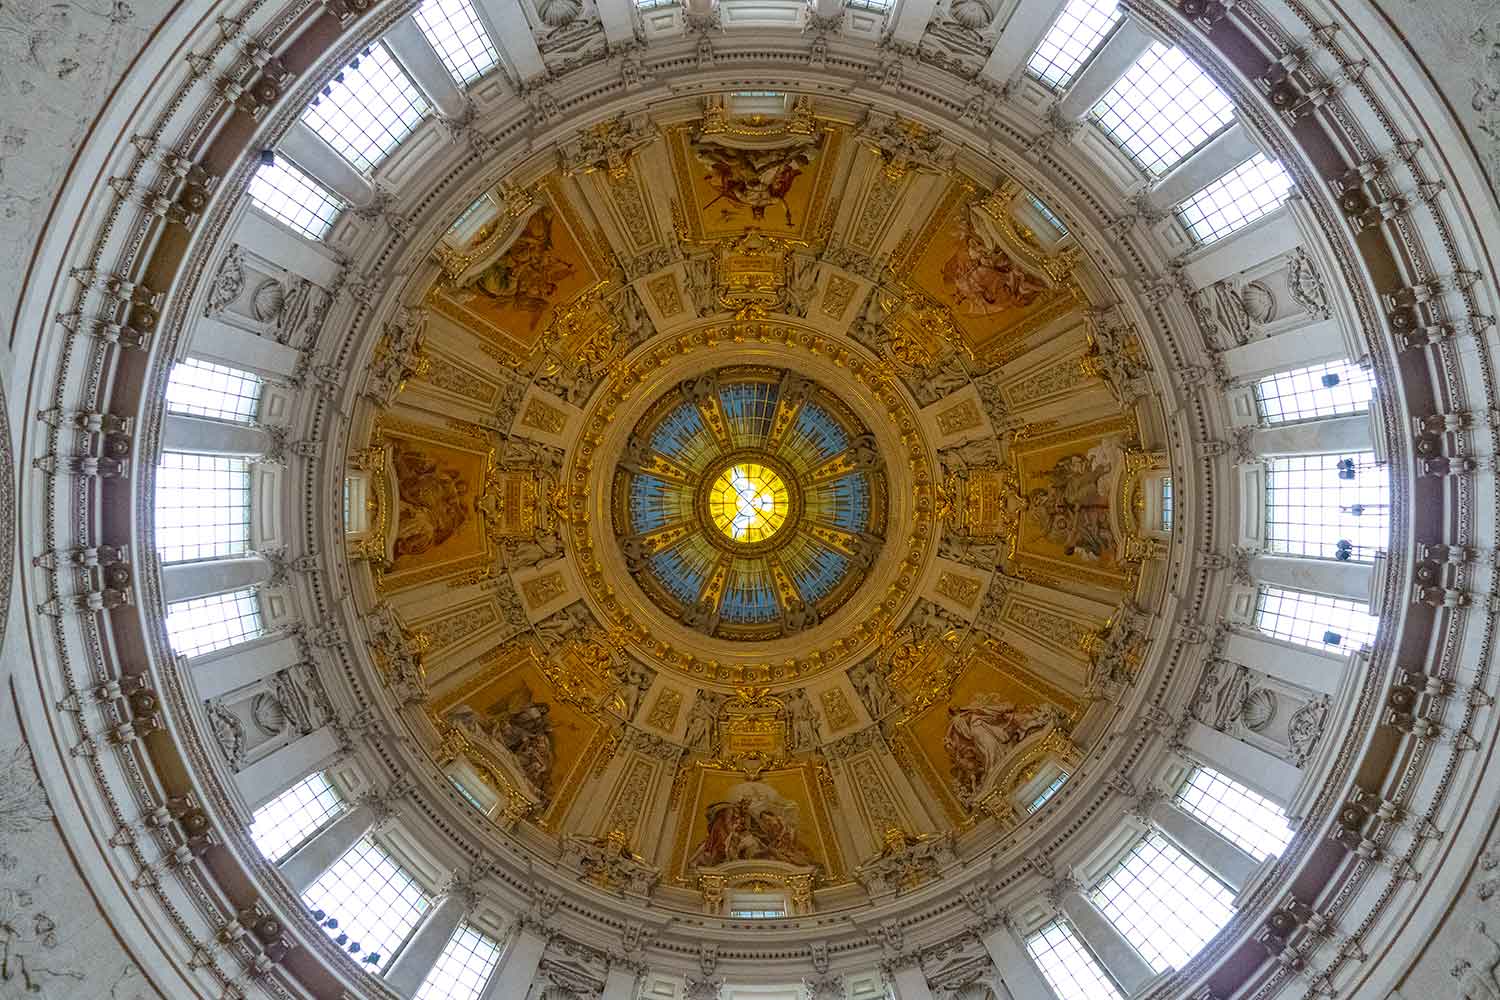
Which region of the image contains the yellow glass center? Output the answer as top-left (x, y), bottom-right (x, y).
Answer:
top-left (708, 463), bottom-right (789, 544)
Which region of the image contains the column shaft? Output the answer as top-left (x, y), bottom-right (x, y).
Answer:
top-left (980, 924), bottom-right (1054, 1000)
top-left (1183, 721), bottom-right (1302, 802)
top-left (890, 964), bottom-right (934, 1000)
top-left (1182, 205), bottom-right (1301, 290)
top-left (471, 0), bottom-right (546, 81)
top-left (162, 413), bottom-right (270, 457)
top-left (186, 313), bottom-right (302, 379)
top-left (161, 556), bottom-right (273, 604)
top-left (1251, 414), bottom-right (1373, 456)
top-left (1057, 889), bottom-right (1155, 994)
top-left (1056, 20), bottom-right (1154, 121)
top-left (1250, 554), bottom-right (1372, 603)
top-left (601, 964), bottom-right (639, 1000)
top-left (193, 634), bottom-right (302, 700)
top-left (980, 0), bottom-right (1070, 84)
top-left (479, 923), bottom-right (549, 1000)
top-left (1146, 123), bottom-right (1260, 211)
top-left (1222, 631), bottom-right (1348, 695)
top-left (384, 16), bottom-right (467, 119)
top-left (385, 893), bottom-right (470, 998)
top-left (278, 121), bottom-right (377, 208)
top-left (235, 725), bottom-right (340, 811)
top-left (1148, 800), bottom-right (1258, 893)
top-left (278, 801), bottom-right (376, 893)
top-left (1218, 317), bottom-right (1346, 380)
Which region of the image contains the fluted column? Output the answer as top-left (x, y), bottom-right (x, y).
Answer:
top-left (1143, 796), bottom-right (1258, 892)
top-left (1053, 879), bottom-right (1154, 993)
top-left (161, 555), bottom-right (275, 603)
top-left (384, 16), bottom-right (467, 119)
top-left (277, 121), bottom-right (378, 208)
top-left (479, 921), bottom-right (549, 1000)
top-left (980, 922), bottom-right (1054, 1000)
top-left (278, 799), bottom-right (381, 892)
top-left (385, 887), bottom-right (474, 997)
top-left (1055, 20), bottom-right (1154, 121)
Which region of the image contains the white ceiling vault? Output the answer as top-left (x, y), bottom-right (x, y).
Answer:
top-left (0, 0), bottom-right (1497, 999)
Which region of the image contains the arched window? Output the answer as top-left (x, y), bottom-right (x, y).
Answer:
top-left (1175, 154), bottom-right (1293, 245)
top-left (250, 771), bottom-right (348, 862)
top-left (1091, 42), bottom-right (1235, 176)
top-left (1264, 452), bottom-right (1389, 562)
top-left (1253, 586), bottom-right (1379, 651)
top-left (1026, 0), bottom-right (1120, 90)
top-left (248, 157), bottom-right (345, 241)
top-left (166, 359), bottom-right (263, 423)
top-left (165, 588), bottom-right (265, 657)
top-left (413, 0), bottom-right (499, 84)
top-left (1090, 833), bottom-right (1235, 972)
top-left (302, 43), bottom-right (430, 172)
top-left (302, 837), bottom-right (432, 971)
top-left (155, 452), bottom-right (253, 564)
top-left (415, 924), bottom-right (503, 1000)
top-left (1254, 360), bottom-right (1375, 425)
top-left (1026, 918), bottom-right (1123, 1000)
top-left (1174, 766), bottom-right (1293, 861)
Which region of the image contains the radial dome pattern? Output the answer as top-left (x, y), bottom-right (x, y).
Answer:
top-left (614, 366), bottom-right (886, 640)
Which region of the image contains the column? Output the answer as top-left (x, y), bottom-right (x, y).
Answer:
top-left (596, 0), bottom-right (635, 46)
top-left (162, 414), bottom-right (270, 456)
top-left (980, 924), bottom-right (1053, 1000)
top-left (187, 313), bottom-right (302, 379)
top-left (1182, 205), bottom-right (1301, 289)
top-left (602, 962), bottom-right (640, 1000)
top-left (1055, 884), bottom-right (1154, 994)
top-left (1222, 631), bottom-right (1347, 696)
top-left (1183, 721), bottom-right (1302, 803)
top-left (479, 921), bottom-right (549, 1000)
top-left (980, 0), bottom-right (1069, 84)
top-left (890, 964), bottom-right (934, 1000)
top-left (236, 725), bottom-right (340, 810)
top-left (1146, 799), bottom-right (1258, 893)
top-left (890, 0), bottom-right (939, 44)
top-left (471, 0), bottom-right (546, 82)
top-left (1250, 415), bottom-right (1373, 457)
top-left (1145, 124), bottom-right (1260, 212)
top-left (1055, 20), bottom-right (1154, 121)
top-left (1219, 317), bottom-right (1347, 380)
top-left (161, 556), bottom-right (274, 603)
top-left (279, 799), bottom-right (379, 892)
top-left (277, 121), bottom-right (378, 209)
top-left (1249, 554), bottom-right (1372, 603)
top-left (193, 634), bottom-right (302, 700)
top-left (385, 891), bottom-right (472, 997)
top-left (384, 16), bottom-right (467, 119)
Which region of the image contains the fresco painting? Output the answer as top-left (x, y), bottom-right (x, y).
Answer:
top-left (679, 768), bottom-right (833, 876)
top-left (384, 434), bottom-right (488, 576)
top-left (1016, 435), bottom-right (1127, 575)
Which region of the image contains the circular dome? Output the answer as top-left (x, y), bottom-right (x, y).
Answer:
top-left (614, 367), bottom-right (886, 640)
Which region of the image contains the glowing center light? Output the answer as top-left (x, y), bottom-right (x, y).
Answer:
top-left (709, 462), bottom-right (789, 544)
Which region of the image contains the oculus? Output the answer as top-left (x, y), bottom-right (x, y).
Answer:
top-left (613, 366), bottom-right (887, 640)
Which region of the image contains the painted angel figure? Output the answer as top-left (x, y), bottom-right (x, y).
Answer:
top-left (944, 695), bottom-right (1057, 801)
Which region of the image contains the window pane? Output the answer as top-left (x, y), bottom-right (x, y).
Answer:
top-left (167, 359), bottom-right (263, 423)
top-left (1175, 154), bottom-right (1293, 245)
top-left (1026, 918), bottom-right (1123, 1000)
top-left (1029, 193), bottom-right (1070, 236)
top-left (1174, 767), bottom-right (1293, 861)
top-left (845, 0), bottom-right (893, 10)
top-left (248, 158), bottom-right (344, 240)
top-left (1091, 833), bottom-right (1236, 973)
top-left (302, 43), bottom-right (430, 172)
top-left (250, 771), bottom-right (348, 862)
top-left (1028, 771), bottom-right (1070, 813)
top-left (1254, 360), bottom-right (1375, 425)
top-left (1026, 0), bottom-right (1121, 90)
top-left (165, 589), bottom-right (265, 658)
top-left (1253, 586), bottom-right (1379, 651)
top-left (1265, 452), bottom-right (1389, 561)
top-left (415, 923), bottom-right (502, 1000)
top-left (155, 452), bottom-right (251, 564)
top-left (1160, 477), bottom-right (1173, 531)
top-left (1091, 43), bottom-right (1236, 175)
top-left (413, 0), bottom-right (499, 85)
top-left (303, 837), bottom-right (431, 971)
